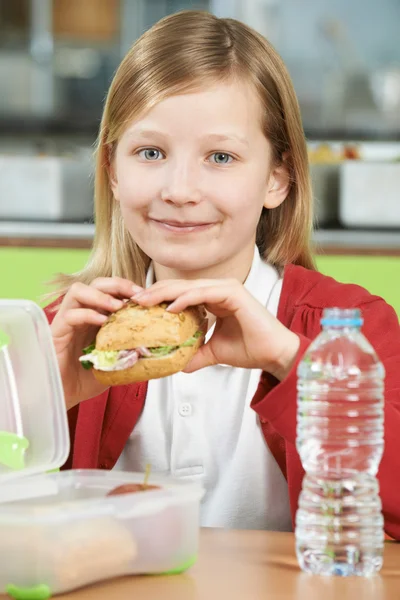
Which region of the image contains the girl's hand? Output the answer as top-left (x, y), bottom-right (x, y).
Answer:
top-left (51, 277), bottom-right (143, 409)
top-left (132, 279), bottom-right (300, 381)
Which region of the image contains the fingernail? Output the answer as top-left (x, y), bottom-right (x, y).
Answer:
top-left (132, 284), bottom-right (143, 294)
top-left (111, 299), bottom-right (123, 309)
top-left (131, 291), bottom-right (145, 300)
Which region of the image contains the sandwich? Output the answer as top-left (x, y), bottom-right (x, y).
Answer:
top-left (79, 301), bottom-right (206, 385)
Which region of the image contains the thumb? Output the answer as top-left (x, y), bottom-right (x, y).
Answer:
top-left (182, 342), bottom-right (218, 373)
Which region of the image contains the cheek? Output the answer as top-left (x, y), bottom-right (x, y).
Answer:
top-left (215, 175), bottom-right (266, 221)
top-left (115, 161), bottom-right (159, 209)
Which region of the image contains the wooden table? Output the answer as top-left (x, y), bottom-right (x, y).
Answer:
top-left (54, 529), bottom-right (399, 600)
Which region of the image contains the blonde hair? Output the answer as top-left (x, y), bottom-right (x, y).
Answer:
top-left (52, 10), bottom-right (315, 297)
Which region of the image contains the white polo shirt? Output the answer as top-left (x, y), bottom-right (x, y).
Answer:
top-left (114, 247), bottom-right (292, 531)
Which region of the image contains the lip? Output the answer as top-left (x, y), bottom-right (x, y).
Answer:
top-left (149, 219), bottom-right (216, 234)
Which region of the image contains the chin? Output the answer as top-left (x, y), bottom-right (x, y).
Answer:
top-left (146, 245), bottom-right (220, 273)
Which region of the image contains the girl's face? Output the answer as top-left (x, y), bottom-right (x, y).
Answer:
top-left (111, 79), bottom-right (289, 279)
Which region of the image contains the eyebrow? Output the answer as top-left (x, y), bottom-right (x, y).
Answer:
top-left (203, 133), bottom-right (249, 147)
top-left (126, 128), bottom-right (166, 139)
top-left (126, 128), bottom-right (249, 147)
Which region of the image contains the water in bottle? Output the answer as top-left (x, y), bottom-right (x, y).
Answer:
top-left (295, 307), bottom-right (385, 576)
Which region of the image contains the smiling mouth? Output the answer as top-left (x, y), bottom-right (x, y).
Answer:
top-left (150, 219), bottom-right (216, 233)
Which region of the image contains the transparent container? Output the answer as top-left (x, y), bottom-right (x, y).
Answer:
top-left (0, 300), bottom-right (203, 599)
top-left (0, 300), bottom-right (69, 479)
top-left (295, 308), bottom-right (385, 577)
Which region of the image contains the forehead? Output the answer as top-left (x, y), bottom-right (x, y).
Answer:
top-left (124, 78), bottom-right (264, 139)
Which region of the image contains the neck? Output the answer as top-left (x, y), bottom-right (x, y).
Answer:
top-left (153, 242), bottom-right (257, 284)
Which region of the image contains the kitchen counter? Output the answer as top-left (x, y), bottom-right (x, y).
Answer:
top-left (313, 229), bottom-right (400, 255)
top-left (0, 221), bottom-right (94, 249)
top-left (1, 221), bottom-right (400, 255)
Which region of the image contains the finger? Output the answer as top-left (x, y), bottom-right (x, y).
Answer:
top-left (141, 278), bottom-right (223, 293)
top-left (62, 308), bottom-right (109, 328)
top-left (165, 286), bottom-right (241, 314)
top-left (133, 278), bottom-right (186, 293)
top-left (133, 281), bottom-right (234, 308)
top-left (183, 342), bottom-right (218, 373)
top-left (131, 280), bottom-right (200, 305)
top-left (91, 276), bottom-right (143, 298)
top-left (65, 282), bottom-right (125, 313)
top-left (132, 277), bottom-right (235, 301)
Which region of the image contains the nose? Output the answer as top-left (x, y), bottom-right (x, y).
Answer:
top-left (160, 158), bottom-right (202, 206)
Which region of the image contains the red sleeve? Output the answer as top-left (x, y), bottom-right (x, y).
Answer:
top-left (251, 334), bottom-right (311, 443)
top-left (61, 405), bottom-right (80, 469)
top-left (361, 299), bottom-right (400, 540)
top-left (43, 297), bottom-right (81, 470)
top-left (43, 297), bottom-right (62, 324)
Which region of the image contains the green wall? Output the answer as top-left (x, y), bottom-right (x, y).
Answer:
top-left (0, 247), bottom-right (89, 306)
top-left (1, 247), bottom-right (399, 315)
top-left (316, 255), bottom-right (400, 315)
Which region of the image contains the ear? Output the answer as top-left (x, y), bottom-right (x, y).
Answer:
top-left (107, 145), bottom-right (120, 201)
top-left (263, 153), bottom-right (291, 209)
top-left (109, 166), bottom-right (120, 201)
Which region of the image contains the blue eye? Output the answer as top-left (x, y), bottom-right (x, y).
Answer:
top-left (138, 148), bottom-right (163, 161)
top-left (209, 152), bottom-right (233, 165)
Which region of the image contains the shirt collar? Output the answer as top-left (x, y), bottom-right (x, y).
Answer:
top-left (146, 262), bottom-right (155, 288)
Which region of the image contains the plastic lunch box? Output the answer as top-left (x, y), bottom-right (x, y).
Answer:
top-left (0, 300), bottom-right (204, 599)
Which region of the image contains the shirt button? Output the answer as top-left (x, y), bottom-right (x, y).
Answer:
top-left (178, 402), bottom-right (192, 417)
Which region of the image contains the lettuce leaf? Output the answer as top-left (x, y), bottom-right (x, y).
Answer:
top-left (80, 330), bottom-right (203, 369)
top-left (81, 342), bottom-right (96, 370)
top-left (181, 330), bottom-right (203, 347)
top-left (148, 345), bottom-right (177, 357)
top-left (82, 343), bottom-right (95, 355)
top-left (148, 331), bottom-right (203, 356)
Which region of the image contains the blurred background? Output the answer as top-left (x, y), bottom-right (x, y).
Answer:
top-left (0, 0), bottom-right (400, 312)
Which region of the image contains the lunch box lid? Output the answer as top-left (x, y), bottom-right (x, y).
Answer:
top-left (0, 299), bottom-right (69, 483)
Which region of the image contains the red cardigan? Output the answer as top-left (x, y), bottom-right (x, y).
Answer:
top-left (48, 264), bottom-right (400, 539)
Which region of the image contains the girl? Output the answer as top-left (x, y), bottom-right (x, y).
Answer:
top-left (48, 11), bottom-right (400, 537)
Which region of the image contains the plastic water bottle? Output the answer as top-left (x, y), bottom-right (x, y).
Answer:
top-left (295, 307), bottom-right (385, 577)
